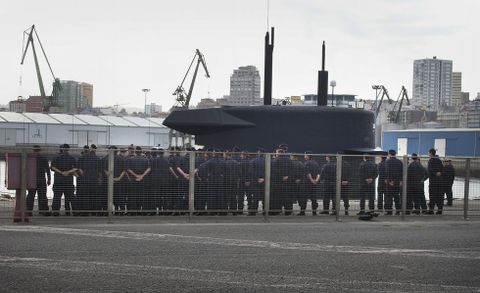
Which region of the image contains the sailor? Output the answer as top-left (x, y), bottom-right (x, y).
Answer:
top-left (205, 149), bottom-right (227, 215)
top-left (340, 155), bottom-right (352, 216)
top-left (289, 154), bottom-right (305, 215)
top-left (377, 156), bottom-right (387, 212)
top-left (442, 159), bottom-right (455, 207)
top-left (237, 151), bottom-right (251, 216)
top-left (175, 149), bottom-right (191, 214)
top-left (224, 151), bottom-right (241, 214)
top-left (407, 153), bottom-right (428, 214)
top-left (384, 149), bottom-right (403, 215)
top-left (248, 148), bottom-right (265, 215)
top-left (427, 148), bottom-right (444, 214)
top-left (301, 151), bottom-right (320, 215)
top-left (320, 155), bottom-right (336, 215)
top-left (195, 149), bottom-right (210, 215)
top-left (149, 148), bottom-right (171, 215)
top-left (126, 146), bottom-right (151, 215)
top-left (358, 154), bottom-right (378, 215)
top-left (50, 144), bottom-right (77, 216)
top-left (271, 148), bottom-right (293, 215)
top-left (75, 145), bottom-right (90, 214)
top-left (26, 145), bottom-right (51, 216)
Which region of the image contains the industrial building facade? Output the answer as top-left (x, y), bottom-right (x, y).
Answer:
top-left (0, 112), bottom-right (170, 148)
top-left (382, 128), bottom-right (480, 157)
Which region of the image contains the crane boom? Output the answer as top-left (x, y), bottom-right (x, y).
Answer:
top-left (173, 49), bottom-right (210, 109)
top-left (389, 86), bottom-right (411, 123)
top-left (20, 25), bottom-right (60, 112)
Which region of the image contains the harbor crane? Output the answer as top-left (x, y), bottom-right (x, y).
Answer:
top-left (20, 25), bottom-right (61, 112)
top-left (172, 49), bottom-right (210, 109)
top-left (388, 86), bottom-right (410, 124)
top-left (372, 85), bottom-right (393, 120)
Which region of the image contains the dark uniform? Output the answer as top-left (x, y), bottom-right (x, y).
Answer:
top-left (51, 146), bottom-right (76, 216)
top-left (149, 151), bottom-right (171, 214)
top-left (301, 157), bottom-right (320, 215)
top-left (428, 155), bottom-right (444, 213)
top-left (289, 157), bottom-right (305, 215)
top-left (407, 158), bottom-right (428, 214)
top-left (385, 155), bottom-right (403, 215)
top-left (320, 158), bottom-right (336, 214)
top-left (340, 160), bottom-right (352, 215)
top-left (26, 148), bottom-right (51, 215)
top-left (168, 151), bottom-right (182, 214)
top-left (443, 161), bottom-right (455, 206)
top-left (358, 157), bottom-right (378, 213)
top-left (225, 156), bottom-right (241, 214)
top-left (78, 150), bottom-right (101, 213)
top-left (205, 153), bottom-right (227, 214)
top-left (377, 157), bottom-right (387, 211)
top-left (176, 153), bottom-right (191, 213)
top-left (249, 154), bottom-right (265, 215)
top-left (238, 153), bottom-right (251, 215)
top-left (195, 153), bottom-right (209, 214)
top-left (271, 153), bottom-right (293, 215)
top-left (126, 151), bottom-right (150, 215)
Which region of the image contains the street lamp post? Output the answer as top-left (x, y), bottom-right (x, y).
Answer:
top-left (330, 80), bottom-right (336, 107)
top-left (142, 88), bottom-right (150, 116)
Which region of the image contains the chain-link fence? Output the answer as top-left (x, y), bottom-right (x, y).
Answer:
top-left (1, 146), bottom-right (478, 221)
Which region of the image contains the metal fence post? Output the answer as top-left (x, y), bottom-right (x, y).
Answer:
top-left (264, 154), bottom-right (271, 222)
top-left (107, 149), bottom-right (114, 220)
top-left (464, 158), bottom-right (470, 221)
top-left (188, 151), bottom-right (196, 220)
top-left (20, 148), bottom-right (27, 222)
top-left (401, 155), bottom-right (408, 221)
top-left (335, 155), bottom-right (342, 222)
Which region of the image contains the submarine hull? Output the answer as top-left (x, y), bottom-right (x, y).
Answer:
top-left (163, 106), bottom-right (375, 153)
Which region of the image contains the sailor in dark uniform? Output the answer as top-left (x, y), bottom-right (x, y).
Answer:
top-left (377, 156), bottom-right (387, 212)
top-left (75, 145), bottom-right (90, 214)
top-left (26, 145), bottom-right (51, 216)
top-left (50, 144), bottom-right (77, 216)
top-left (126, 146), bottom-right (151, 215)
top-left (224, 151), bottom-right (241, 214)
top-left (289, 154), bottom-right (304, 215)
top-left (195, 150), bottom-right (210, 215)
top-left (175, 149), bottom-right (191, 214)
top-left (442, 159), bottom-right (455, 207)
top-left (149, 148), bottom-right (171, 215)
top-left (205, 150), bottom-right (227, 214)
top-left (320, 155), bottom-right (336, 215)
top-left (340, 156), bottom-right (352, 216)
top-left (384, 149), bottom-right (403, 215)
top-left (271, 148), bottom-right (293, 215)
top-left (301, 151), bottom-right (320, 215)
top-left (427, 148), bottom-right (444, 214)
top-left (407, 153), bottom-right (428, 214)
top-left (237, 151), bottom-right (251, 216)
top-left (358, 154), bottom-right (378, 215)
top-left (249, 148), bottom-right (265, 215)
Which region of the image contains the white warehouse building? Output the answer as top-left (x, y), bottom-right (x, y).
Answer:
top-left (0, 112), bottom-right (171, 148)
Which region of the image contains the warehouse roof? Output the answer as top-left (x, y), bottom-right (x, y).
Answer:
top-left (0, 112), bottom-right (166, 128)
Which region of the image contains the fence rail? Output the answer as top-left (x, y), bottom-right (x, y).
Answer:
top-left (1, 146), bottom-right (478, 222)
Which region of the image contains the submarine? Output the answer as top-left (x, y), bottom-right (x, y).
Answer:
top-left (163, 28), bottom-right (375, 154)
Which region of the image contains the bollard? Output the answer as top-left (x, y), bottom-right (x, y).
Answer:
top-left (264, 154), bottom-right (271, 222)
top-left (464, 158), bottom-right (470, 221)
top-left (188, 151), bottom-right (196, 221)
top-left (401, 155), bottom-right (408, 221)
top-left (335, 155), bottom-right (342, 222)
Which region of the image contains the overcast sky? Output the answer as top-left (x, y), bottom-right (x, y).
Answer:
top-left (0, 0), bottom-right (478, 110)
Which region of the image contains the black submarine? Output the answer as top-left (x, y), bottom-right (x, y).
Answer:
top-left (164, 28), bottom-right (375, 154)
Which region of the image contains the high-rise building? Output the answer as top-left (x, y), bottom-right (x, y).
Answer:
top-left (412, 57), bottom-right (453, 111)
top-left (58, 80), bottom-right (93, 113)
top-left (228, 66), bottom-right (261, 106)
top-left (452, 72), bottom-right (462, 106)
